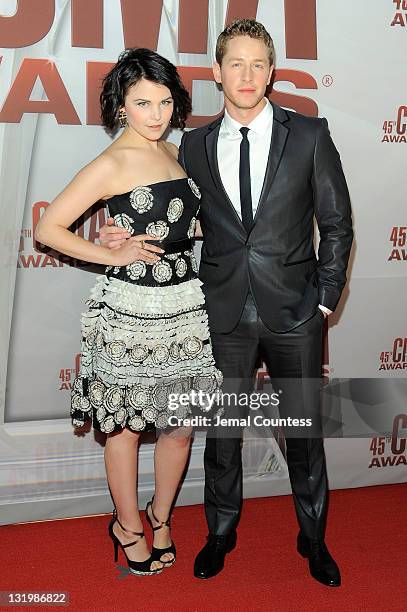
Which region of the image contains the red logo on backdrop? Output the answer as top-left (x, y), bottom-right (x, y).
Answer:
top-left (59, 354), bottom-right (80, 391)
top-left (369, 414), bottom-right (407, 468)
top-left (382, 106), bottom-right (407, 143)
top-left (379, 338), bottom-right (407, 371)
top-left (0, 0), bottom-right (320, 125)
top-left (18, 201), bottom-right (106, 269)
top-left (390, 0), bottom-right (407, 26)
top-left (388, 226), bottom-right (407, 261)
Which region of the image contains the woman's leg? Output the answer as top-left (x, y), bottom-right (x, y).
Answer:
top-left (104, 427), bottom-right (162, 570)
top-left (150, 427), bottom-right (193, 561)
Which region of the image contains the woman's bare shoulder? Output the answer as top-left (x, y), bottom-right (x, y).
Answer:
top-left (70, 151), bottom-right (117, 184)
top-left (63, 148), bottom-right (130, 203)
top-left (94, 149), bottom-right (121, 167)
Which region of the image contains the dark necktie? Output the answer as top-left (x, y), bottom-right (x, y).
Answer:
top-left (239, 127), bottom-right (253, 232)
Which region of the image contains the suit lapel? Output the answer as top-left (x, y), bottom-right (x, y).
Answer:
top-left (251, 103), bottom-right (290, 228)
top-left (205, 117), bottom-right (245, 231)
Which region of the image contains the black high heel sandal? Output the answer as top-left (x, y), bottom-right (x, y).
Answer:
top-left (108, 510), bottom-right (163, 576)
top-left (145, 496), bottom-right (176, 567)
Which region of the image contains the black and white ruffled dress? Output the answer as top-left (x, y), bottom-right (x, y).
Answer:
top-left (70, 177), bottom-right (222, 434)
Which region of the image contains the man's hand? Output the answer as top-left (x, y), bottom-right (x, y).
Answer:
top-left (100, 217), bottom-right (131, 249)
top-left (110, 235), bottom-right (164, 266)
top-left (195, 219), bottom-right (203, 239)
top-left (318, 305), bottom-right (332, 318)
top-left (100, 219), bottom-right (164, 264)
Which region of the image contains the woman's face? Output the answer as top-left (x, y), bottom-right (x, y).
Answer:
top-left (121, 78), bottom-right (174, 141)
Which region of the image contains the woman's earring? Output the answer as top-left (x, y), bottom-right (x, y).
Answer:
top-left (118, 109), bottom-right (127, 128)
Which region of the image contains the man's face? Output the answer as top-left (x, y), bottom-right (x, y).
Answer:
top-left (213, 36), bottom-right (274, 111)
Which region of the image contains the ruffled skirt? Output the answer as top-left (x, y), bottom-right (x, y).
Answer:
top-left (70, 275), bottom-right (223, 433)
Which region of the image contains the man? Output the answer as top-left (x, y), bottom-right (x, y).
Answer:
top-left (101, 19), bottom-right (353, 587)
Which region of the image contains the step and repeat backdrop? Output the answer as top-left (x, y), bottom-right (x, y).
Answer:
top-left (0, 0), bottom-right (406, 523)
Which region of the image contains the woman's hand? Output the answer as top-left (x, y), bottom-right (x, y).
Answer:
top-left (110, 234), bottom-right (164, 266)
top-left (99, 217), bottom-right (130, 249)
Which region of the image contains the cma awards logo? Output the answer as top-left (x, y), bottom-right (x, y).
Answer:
top-left (388, 226), bottom-right (407, 261)
top-left (369, 415), bottom-right (407, 468)
top-left (379, 338), bottom-right (407, 371)
top-left (59, 354), bottom-right (80, 391)
top-left (382, 106), bottom-right (407, 143)
top-left (18, 201), bottom-right (106, 268)
top-left (0, 0), bottom-right (320, 126)
top-left (390, 0), bottom-right (407, 27)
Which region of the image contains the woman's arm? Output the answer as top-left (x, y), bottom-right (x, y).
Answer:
top-left (35, 155), bottom-right (162, 266)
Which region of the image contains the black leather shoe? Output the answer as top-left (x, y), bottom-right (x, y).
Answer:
top-left (297, 532), bottom-right (341, 587)
top-left (194, 532), bottom-right (237, 579)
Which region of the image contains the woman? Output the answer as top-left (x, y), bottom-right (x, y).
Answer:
top-left (35, 48), bottom-right (222, 576)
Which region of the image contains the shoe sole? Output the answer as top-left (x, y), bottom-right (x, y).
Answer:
top-left (128, 568), bottom-right (164, 576)
top-left (194, 565), bottom-right (224, 580)
top-left (310, 569), bottom-right (341, 587)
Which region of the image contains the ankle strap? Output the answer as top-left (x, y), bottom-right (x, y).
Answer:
top-left (147, 498), bottom-right (171, 530)
top-left (113, 509), bottom-right (144, 538)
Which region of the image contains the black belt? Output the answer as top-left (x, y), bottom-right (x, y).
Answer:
top-left (160, 238), bottom-right (193, 254)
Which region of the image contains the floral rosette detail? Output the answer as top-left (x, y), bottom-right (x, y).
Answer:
top-left (114, 213), bottom-right (134, 234)
top-left (188, 178), bottom-right (201, 199)
top-left (175, 258), bottom-right (187, 278)
top-left (96, 406), bottom-right (106, 422)
top-left (152, 345), bottom-right (170, 365)
top-left (190, 252), bottom-right (198, 273)
top-left (155, 412), bottom-right (171, 429)
top-left (151, 385), bottom-right (170, 409)
top-left (105, 340), bottom-right (127, 361)
top-left (152, 260), bottom-right (173, 283)
top-left (114, 408), bottom-right (127, 425)
top-left (129, 186), bottom-right (154, 213)
top-left (167, 198), bottom-right (184, 223)
top-left (129, 344), bottom-right (149, 365)
top-left (101, 415), bottom-right (116, 433)
top-left (169, 341), bottom-right (180, 360)
top-left (104, 386), bottom-right (125, 413)
top-left (126, 261), bottom-right (147, 281)
top-left (128, 386), bottom-right (150, 409)
top-left (146, 220), bottom-right (170, 241)
top-left (142, 406), bottom-right (158, 423)
top-left (182, 336), bottom-right (203, 357)
top-left (129, 415), bottom-right (146, 431)
top-left (89, 380), bottom-right (106, 407)
top-left (187, 217), bottom-right (196, 238)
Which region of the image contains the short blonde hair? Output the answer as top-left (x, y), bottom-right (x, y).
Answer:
top-left (216, 19), bottom-right (275, 66)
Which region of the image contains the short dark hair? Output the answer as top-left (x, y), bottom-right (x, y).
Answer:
top-left (100, 48), bottom-right (192, 132)
top-left (216, 19), bottom-right (275, 66)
